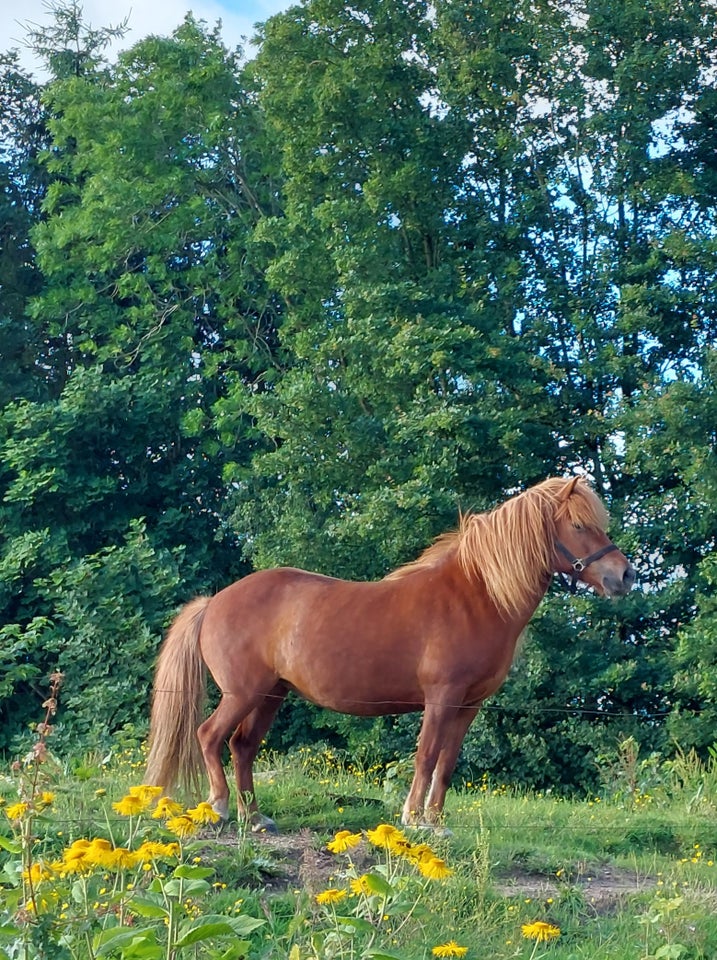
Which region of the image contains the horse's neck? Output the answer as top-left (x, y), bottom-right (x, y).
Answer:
top-left (453, 548), bottom-right (553, 625)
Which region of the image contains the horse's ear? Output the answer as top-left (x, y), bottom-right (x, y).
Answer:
top-left (561, 476), bottom-right (581, 500)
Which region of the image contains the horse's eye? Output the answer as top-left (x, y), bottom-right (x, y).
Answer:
top-left (573, 522), bottom-right (584, 531)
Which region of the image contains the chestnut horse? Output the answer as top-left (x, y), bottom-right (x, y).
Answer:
top-left (145, 476), bottom-right (634, 829)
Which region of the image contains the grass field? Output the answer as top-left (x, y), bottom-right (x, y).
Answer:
top-left (2, 723), bottom-right (717, 959)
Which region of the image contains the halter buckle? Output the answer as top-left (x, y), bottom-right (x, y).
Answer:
top-left (555, 540), bottom-right (620, 595)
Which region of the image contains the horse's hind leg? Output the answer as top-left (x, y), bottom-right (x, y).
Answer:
top-left (197, 694), bottom-right (254, 820)
top-left (229, 683), bottom-right (287, 832)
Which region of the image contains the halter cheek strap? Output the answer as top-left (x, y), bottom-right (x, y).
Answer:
top-left (555, 540), bottom-right (620, 594)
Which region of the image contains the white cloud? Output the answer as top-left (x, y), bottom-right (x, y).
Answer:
top-left (1, 0), bottom-right (286, 76)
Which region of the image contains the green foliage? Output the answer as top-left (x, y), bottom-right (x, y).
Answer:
top-left (0, 519), bottom-right (184, 753)
top-left (0, 0), bottom-right (717, 783)
top-left (0, 11), bottom-right (275, 753)
top-left (36, 521), bottom-right (184, 747)
top-left (0, 52), bottom-right (49, 408)
top-left (669, 552), bottom-right (717, 751)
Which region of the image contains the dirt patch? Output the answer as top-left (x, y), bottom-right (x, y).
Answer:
top-left (206, 825), bottom-right (656, 910)
top-left (495, 863), bottom-right (655, 912)
top-left (262, 831), bottom-right (373, 893)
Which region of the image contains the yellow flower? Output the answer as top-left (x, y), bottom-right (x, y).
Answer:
top-left (61, 840), bottom-right (94, 875)
top-left (417, 856), bottom-right (453, 880)
top-left (327, 830), bottom-right (362, 854)
top-left (135, 841), bottom-right (181, 862)
top-left (521, 921), bottom-right (561, 942)
top-left (5, 802), bottom-right (29, 821)
top-left (432, 941), bottom-right (469, 957)
top-left (388, 835), bottom-right (415, 857)
top-left (152, 796), bottom-right (184, 819)
top-left (112, 795), bottom-right (145, 816)
top-left (65, 839), bottom-right (91, 856)
top-left (315, 888), bottom-right (347, 905)
top-left (165, 815), bottom-right (198, 839)
top-left (403, 841), bottom-right (435, 862)
top-left (112, 786), bottom-right (162, 817)
top-left (130, 784), bottom-right (163, 803)
top-left (37, 792), bottom-right (55, 808)
top-left (84, 838), bottom-right (115, 869)
top-left (366, 823), bottom-right (404, 849)
top-left (24, 861), bottom-right (52, 886)
top-left (349, 874), bottom-right (372, 896)
top-left (108, 847), bottom-right (140, 870)
top-left (186, 802), bottom-right (221, 825)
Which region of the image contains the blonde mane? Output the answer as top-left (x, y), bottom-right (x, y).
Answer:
top-left (385, 477), bottom-right (609, 617)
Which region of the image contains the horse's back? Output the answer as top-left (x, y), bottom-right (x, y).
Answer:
top-left (208, 566), bottom-right (349, 620)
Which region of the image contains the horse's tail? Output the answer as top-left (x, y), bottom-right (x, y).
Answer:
top-left (145, 596), bottom-right (211, 797)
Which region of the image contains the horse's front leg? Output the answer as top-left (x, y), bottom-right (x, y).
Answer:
top-left (424, 705), bottom-right (479, 823)
top-left (402, 700), bottom-right (472, 828)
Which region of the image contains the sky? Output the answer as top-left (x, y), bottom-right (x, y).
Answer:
top-left (0, 0), bottom-right (290, 76)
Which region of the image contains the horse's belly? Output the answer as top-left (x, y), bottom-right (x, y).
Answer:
top-left (282, 662), bottom-right (425, 717)
top-left (295, 687), bottom-right (424, 717)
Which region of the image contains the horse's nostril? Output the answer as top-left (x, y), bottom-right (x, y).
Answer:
top-left (624, 565), bottom-right (636, 587)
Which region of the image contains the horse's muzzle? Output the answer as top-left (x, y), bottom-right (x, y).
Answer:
top-left (602, 564), bottom-right (636, 597)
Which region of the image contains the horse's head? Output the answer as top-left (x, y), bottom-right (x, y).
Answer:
top-left (553, 477), bottom-right (636, 598)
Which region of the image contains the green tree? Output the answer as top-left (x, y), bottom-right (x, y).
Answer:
top-left (229, 0), bottom-right (717, 785)
top-left (0, 52), bottom-right (49, 406)
top-left (629, 353), bottom-right (717, 753)
top-left (230, 0), bottom-right (565, 581)
top-left (2, 0), bottom-right (716, 785)
top-left (0, 10), bottom-right (280, 749)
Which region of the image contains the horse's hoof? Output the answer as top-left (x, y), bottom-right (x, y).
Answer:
top-left (251, 814), bottom-right (278, 835)
top-left (405, 821), bottom-right (453, 837)
top-left (431, 824), bottom-right (453, 839)
top-left (210, 798), bottom-right (230, 821)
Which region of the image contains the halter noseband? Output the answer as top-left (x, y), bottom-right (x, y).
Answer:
top-left (555, 540), bottom-right (620, 594)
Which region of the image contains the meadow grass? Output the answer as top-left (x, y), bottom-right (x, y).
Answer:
top-left (2, 701), bottom-right (717, 959)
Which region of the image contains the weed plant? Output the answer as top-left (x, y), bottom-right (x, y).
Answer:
top-left (2, 677), bottom-right (717, 959)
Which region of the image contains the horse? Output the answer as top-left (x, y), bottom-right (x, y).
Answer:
top-left (145, 475), bottom-right (635, 830)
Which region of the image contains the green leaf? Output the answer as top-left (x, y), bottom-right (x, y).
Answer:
top-left (0, 837), bottom-right (21, 854)
top-left (163, 878), bottom-right (211, 898)
top-left (173, 864), bottom-right (216, 881)
top-left (174, 921), bottom-right (238, 948)
top-left (174, 915), bottom-right (265, 947)
top-left (127, 896), bottom-right (169, 919)
top-left (335, 915), bottom-right (376, 935)
top-left (213, 942), bottom-right (252, 960)
top-left (654, 946), bottom-right (687, 960)
top-left (362, 872), bottom-right (394, 897)
top-left (385, 899), bottom-right (430, 919)
top-left (2, 861), bottom-right (22, 886)
top-left (94, 926), bottom-right (158, 957)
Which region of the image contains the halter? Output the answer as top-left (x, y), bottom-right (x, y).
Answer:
top-left (555, 540), bottom-right (619, 594)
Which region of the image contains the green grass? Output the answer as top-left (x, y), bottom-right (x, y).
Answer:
top-left (2, 738), bottom-right (717, 959)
